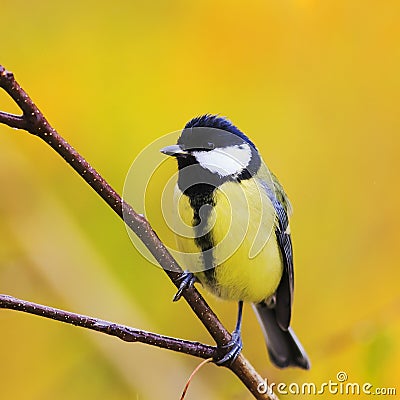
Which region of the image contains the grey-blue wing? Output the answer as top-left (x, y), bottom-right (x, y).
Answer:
top-left (273, 198), bottom-right (294, 330)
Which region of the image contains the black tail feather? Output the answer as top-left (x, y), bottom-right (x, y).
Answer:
top-left (253, 302), bottom-right (310, 369)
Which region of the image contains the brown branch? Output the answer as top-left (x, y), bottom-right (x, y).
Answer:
top-left (0, 294), bottom-right (216, 359)
top-left (0, 111), bottom-right (27, 129)
top-left (0, 65), bottom-right (277, 400)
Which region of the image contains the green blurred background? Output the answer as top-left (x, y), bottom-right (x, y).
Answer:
top-left (1, 1), bottom-right (399, 399)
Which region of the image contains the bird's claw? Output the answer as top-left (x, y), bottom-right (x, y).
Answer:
top-left (173, 270), bottom-right (196, 302)
top-left (214, 330), bottom-right (243, 366)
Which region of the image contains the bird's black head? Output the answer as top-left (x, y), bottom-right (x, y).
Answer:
top-left (179, 114), bottom-right (257, 151)
top-left (160, 114), bottom-right (261, 196)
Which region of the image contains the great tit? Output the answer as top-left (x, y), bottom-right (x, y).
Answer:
top-left (160, 114), bottom-right (310, 369)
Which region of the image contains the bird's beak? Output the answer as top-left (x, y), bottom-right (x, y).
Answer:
top-left (160, 144), bottom-right (188, 157)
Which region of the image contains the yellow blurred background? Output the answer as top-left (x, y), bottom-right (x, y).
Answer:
top-left (1, 1), bottom-right (399, 399)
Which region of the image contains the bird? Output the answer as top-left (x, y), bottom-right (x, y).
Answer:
top-left (160, 114), bottom-right (310, 369)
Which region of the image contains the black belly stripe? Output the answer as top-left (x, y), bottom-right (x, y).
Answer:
top-left (187, 185), bottom-right (217, 284)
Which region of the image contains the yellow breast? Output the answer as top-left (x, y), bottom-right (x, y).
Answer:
top-left (175, 179), bottom-right (283, 303)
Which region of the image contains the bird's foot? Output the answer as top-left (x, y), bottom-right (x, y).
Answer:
top-left (214, 330), bottom-right (243, 366)
top-left (173, 270), bottom-right (196, 302)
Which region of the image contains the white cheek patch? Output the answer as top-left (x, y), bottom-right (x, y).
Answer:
top-left (193, 144), bottom-right (252, 177)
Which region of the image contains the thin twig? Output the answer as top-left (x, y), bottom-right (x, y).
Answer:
top-left (0, 294), bottom-right (216, 359)
top-left (0, 65), bottom-right (277, 400)
top-left (180, 358), bottom-right (213, 400)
